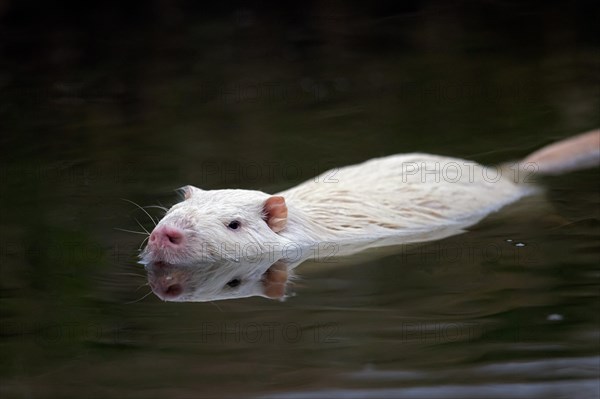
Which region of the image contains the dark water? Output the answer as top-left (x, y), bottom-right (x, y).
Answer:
top-left (1, 2), bottom-right (599, 398)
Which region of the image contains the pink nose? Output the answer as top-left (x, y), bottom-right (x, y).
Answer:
top-left (149, 225), bottom-right (185, 248)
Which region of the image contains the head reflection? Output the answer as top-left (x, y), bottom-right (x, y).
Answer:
top-left (145, 253), bottom-right (304, 302)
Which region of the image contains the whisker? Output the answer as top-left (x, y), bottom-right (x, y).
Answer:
top-left (209, 301), bottom-right (223, 312)
top-left (121, 198), bottom-right (157, 227)
top-left (113, 272), bottom-right (147, 278)
top-left (135, 218), bottom-right (150, 235)
top-left (125, 290), bottom-right (154, 304)
top-left (114, 227), bottom-right (148, 236)
top-left (145, 205), bottom-right (168, 213)
top-left (138, 236), bottom-right (150, 251)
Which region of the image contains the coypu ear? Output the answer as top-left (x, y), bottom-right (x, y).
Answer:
top-left (177, 185), bottom-right (202, 200)
top-left (263, 196), bottom-right (288, 232)
top-left (261, 261), bottom-right (288, 300)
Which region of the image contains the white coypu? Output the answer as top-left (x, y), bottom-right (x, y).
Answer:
top-left (140, 129), bottom-right (599, 271)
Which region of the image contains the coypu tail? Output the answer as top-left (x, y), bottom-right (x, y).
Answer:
top-left (522, 129), bottom-right (600, 175)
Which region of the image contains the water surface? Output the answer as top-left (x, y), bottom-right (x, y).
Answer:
top-left (1, 3), bottom-right (599, 398)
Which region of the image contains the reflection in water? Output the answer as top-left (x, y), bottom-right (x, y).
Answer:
top-left (146, 256), bottom-right (297, 302)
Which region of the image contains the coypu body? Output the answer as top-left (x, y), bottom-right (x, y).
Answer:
top-left (140, 154), bottom-right (528, 267)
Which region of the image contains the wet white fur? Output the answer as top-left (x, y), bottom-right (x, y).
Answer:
top-left (280, 153), bottom-right (531, 242)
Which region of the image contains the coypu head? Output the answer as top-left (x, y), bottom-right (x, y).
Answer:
top-left (140, 185), bottom-right (289, 266)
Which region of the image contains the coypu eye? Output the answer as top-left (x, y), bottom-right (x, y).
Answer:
top-left (228, 220), bottom-right (241, 230)
top-left (226, 278), bottom-right (241, 288)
